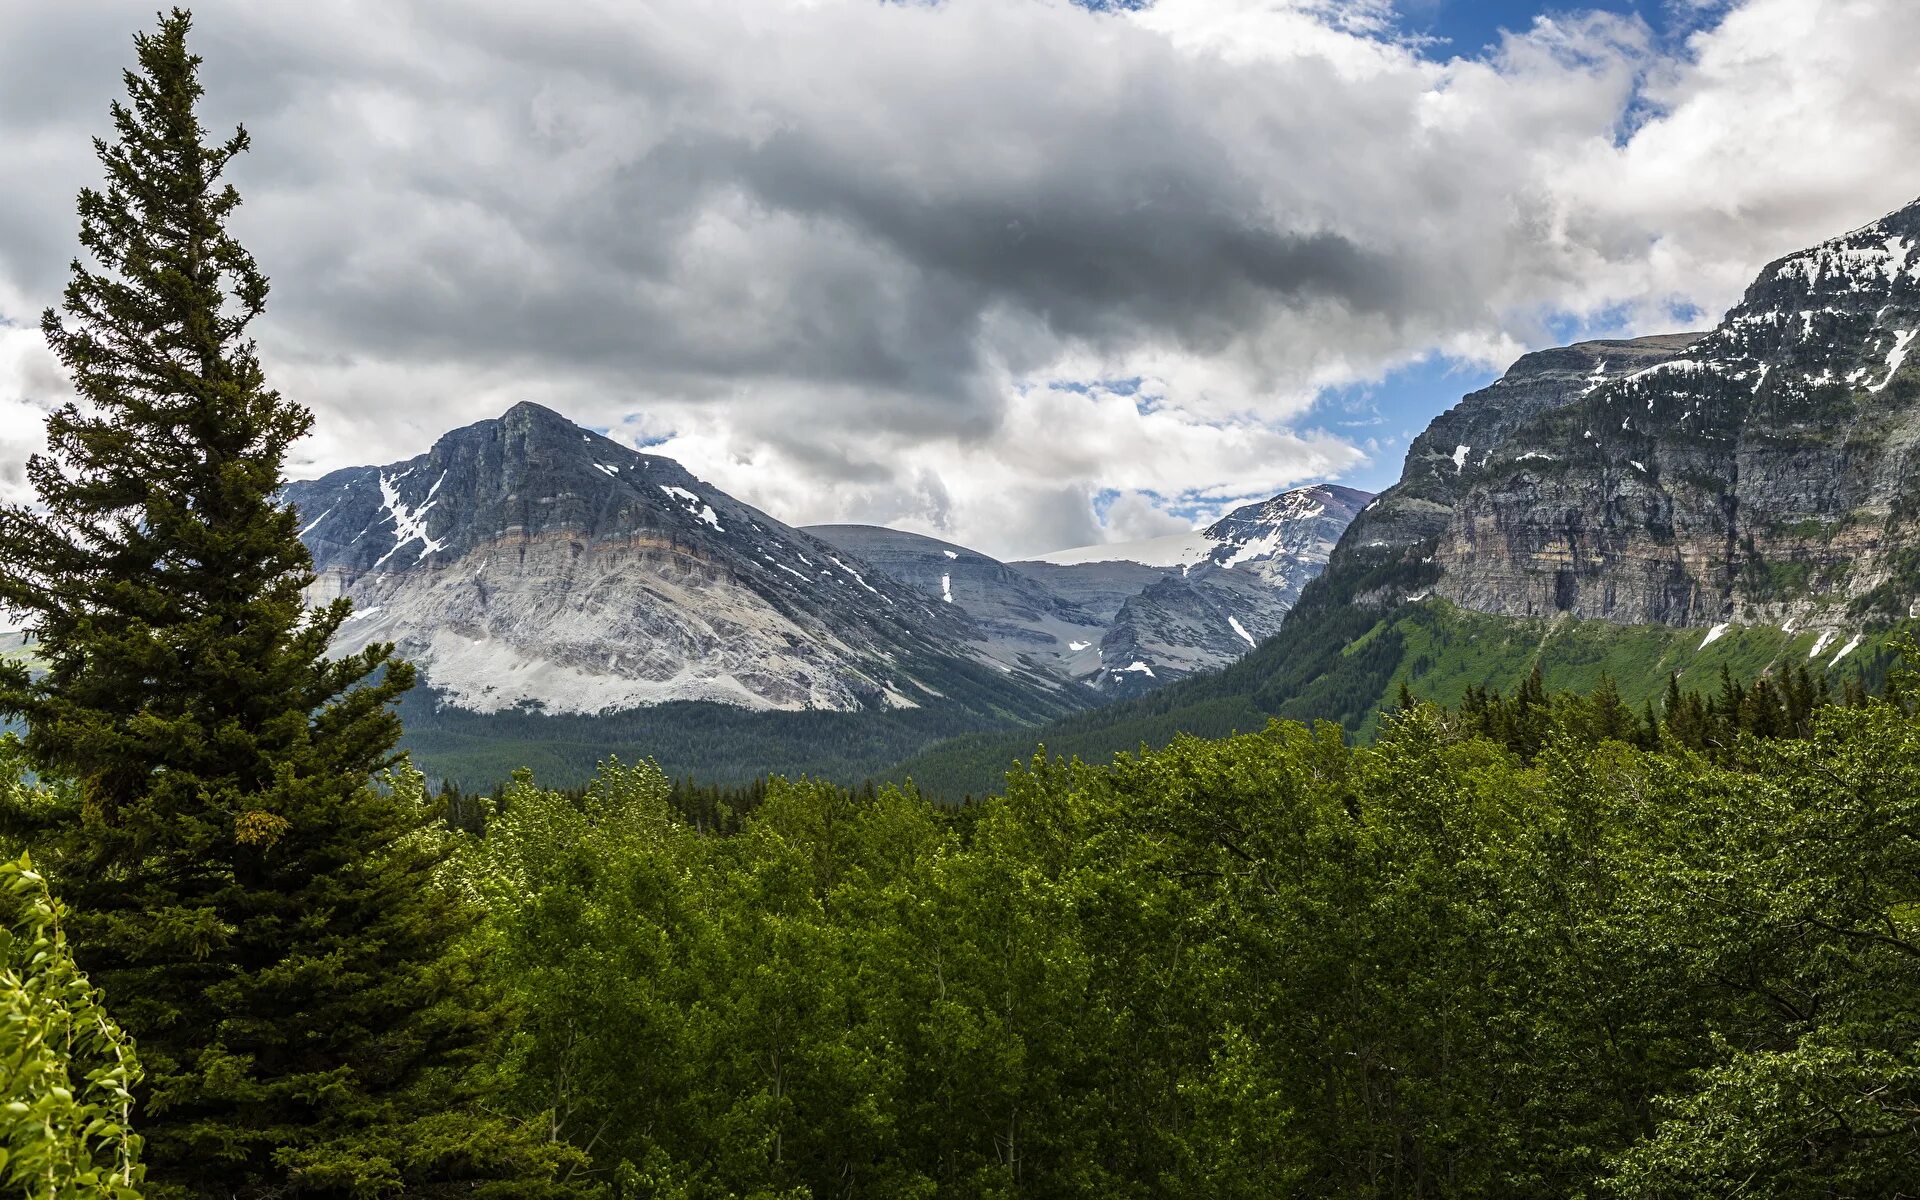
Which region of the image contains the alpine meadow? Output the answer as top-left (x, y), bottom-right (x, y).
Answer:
top-left (7, 4), bottom-right (1920, 1199)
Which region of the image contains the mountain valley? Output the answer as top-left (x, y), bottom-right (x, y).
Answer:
top-left (281, 405), bottom-right (1363, 784)
top-left (809, 484), bottom-right (1368, 699)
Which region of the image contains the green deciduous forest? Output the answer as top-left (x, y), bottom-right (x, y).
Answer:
top-left (424, 668), bottom-right (1920, 1198)
top-left (7, 9), bottom-right (1920, 1199)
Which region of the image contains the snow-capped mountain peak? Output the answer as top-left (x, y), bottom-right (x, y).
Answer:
top-left (283, 402), bottom-right (1078, 719)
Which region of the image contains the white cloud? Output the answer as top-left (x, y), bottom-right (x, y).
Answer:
top-left (628, 375), bottom-right (1365, 556)
top-left (0, 0), bottom-right (1917, 557)
top-left (0, 323), bottom-right (67, 508)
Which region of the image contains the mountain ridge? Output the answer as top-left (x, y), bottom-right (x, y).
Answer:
top-left (1009, 483), bottom-right (1372, 696)
top-left (887, 196), bottom-right (1920, 797)
top-left (282, 403), bottom-right (1366, 785)
top-left (286, 400), bottom-right (1078, 718)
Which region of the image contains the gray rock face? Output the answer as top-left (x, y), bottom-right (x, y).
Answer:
top-left (802, 525), bottom-right (1110, 680)
top-left (1092, 570), bottom-right (1268, 694)
top-left (1003, 560), bottom-right (1171, 625)
top-left (1432, 197), bottom-right (1920, 628)
top-left (284, 402), bottom-right (1077, 716)
top-left (1328, 334), bottom-right (1706, 601)
top-left (1009, 484), bottom-right (1373, 696)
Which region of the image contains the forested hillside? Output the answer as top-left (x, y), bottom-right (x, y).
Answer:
top-left (440, 663), bottom-right (1920, 1196)
top-left (891, 591), bottom-right (1903, 799)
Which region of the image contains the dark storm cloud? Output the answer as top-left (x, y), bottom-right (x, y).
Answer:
top-left (0, 1), bottom-right (1456, 405)
top-left (3, 0), bottom-right (1920, 557)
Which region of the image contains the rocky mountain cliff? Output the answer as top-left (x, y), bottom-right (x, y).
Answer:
top-left (284, 402), bottom-right (1078, 718)
top-left (800, 525), bottom-right (1109, 680)
top-left (1342, 334), bottom-right (1703, 569)
top-left (1428, 199), bottom-right (1920, 628)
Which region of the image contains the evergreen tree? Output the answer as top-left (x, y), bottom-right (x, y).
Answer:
top-left (0, 12), bottom-right (575, 1197)
top-left (1583, 672), bottom-right (1639, 744)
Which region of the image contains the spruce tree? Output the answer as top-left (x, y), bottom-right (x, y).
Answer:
top-left (0, 12), bottom-right (576, 1197)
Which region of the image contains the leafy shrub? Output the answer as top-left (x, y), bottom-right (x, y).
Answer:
top-left (0, 850), bottom-right (144, 1199)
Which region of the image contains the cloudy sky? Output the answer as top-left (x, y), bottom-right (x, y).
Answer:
top-left (3, 0), bottom-right (1919, 558)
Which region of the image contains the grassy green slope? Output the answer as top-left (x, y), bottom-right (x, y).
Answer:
top-left (891, 597), bottom-right (1900, 799)
top-left (1361, 603), bottom-right (1892, 734)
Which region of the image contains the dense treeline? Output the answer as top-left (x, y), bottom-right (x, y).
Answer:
top-left (17, 653), bottom-right (1920, 1195)
top-left (438, 773), bottom-right (779, 837)
top-left (1441, 660), bottom-right (1868, 761)
top-left (449, 657), bottom-right (1920, 1196)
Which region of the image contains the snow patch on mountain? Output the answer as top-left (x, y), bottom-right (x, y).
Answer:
top-left (1869, 329), bottom-right (1916, 392)
top-left (659, 485), bottom-right (724, 531)
top-left (373, 470), bottom-right (447, 567)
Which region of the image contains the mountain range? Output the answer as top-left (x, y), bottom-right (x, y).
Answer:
top-left (282, 406), bottom-right (1363, 784)
top-left (276, 193), bottom-right (1920, 794)
top-left (810, 484), bottom-right (1367, 699)
top-left (897, 196), bottom-right (1920, 796)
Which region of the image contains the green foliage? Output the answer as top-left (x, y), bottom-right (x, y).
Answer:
top-left (0, 14), bottom-right (580, 1197)
top-left (1735, 556), bottom-right (1817, 600)
top-left (1598, 698), bottom-right (1920, 1196)
top-left (0, 848), bottom-right (144, 1199)
top-left (462, 665), bottom-right (1920, 1197)
top-left (1449, 659), bottom-right (1845, 761)
top-left (893, 595), bottom-right (1898, 801)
